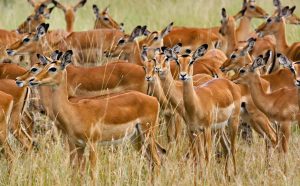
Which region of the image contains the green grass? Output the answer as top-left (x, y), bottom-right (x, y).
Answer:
top-left (0, 0), bottom-right (300, 185)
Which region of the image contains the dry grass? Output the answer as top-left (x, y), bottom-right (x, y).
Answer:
top-left (0, 0), bottom-right (300, 185)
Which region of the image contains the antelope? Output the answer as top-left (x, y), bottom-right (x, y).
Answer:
top-left (52, 0), bottom-right (87, 33)
top-left (219, 8), bottom-right (276, 59)
top-left (6, 23), bottom-right (124, 65)
top-left (234, 52), bottom-right (298, 173)
top-left (17, 2), bottom-right (55, 34)
top-left (234, 0), bottom-right (269, 41)
top-left (0, 63), bottom-right (27, 80)
top-left (93, 5), bottom-right (124, 31)
top-left (0, 79), bottom-right (33, 151)
top-left (163, 0), bottom-right (268, 52)
top-left (0, 91), bottom-right (14, 163)
top-left (221, 38), bottom-right (297, 91)
top-left (256, 6), bottom-right (300, 61)
top-left (28, 51), bottom-right (165, 179)
top-left (273, 0), bottom-right (300, 25)
top-left (105, 23), bottom-right (172, 65)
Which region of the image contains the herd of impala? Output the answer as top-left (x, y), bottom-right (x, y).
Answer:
top-left (0, 0), bottom-right (300, 181)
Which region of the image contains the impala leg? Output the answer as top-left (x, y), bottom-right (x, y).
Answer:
top-left (280, 121), bottom-right (291, 174)
top-left (220, 129), bottom-right (230, 177)
top-left (22, 111), bottom-right (34, 137)
top-left (164, 111), bottom-right (175, 143)
top-left (204, 127), bottom-right (212, 167)
top-left (88, 142), bottom-right (97, 183)
top-left (174, 113), bottom-right (182, 142)
top-left (68, 140), bottom-right (77, 168)
top-left (0, 121), bottom-right (14, 163)
top-left (76, 146), bottom-right (86, 176)
top-left (229, 115), bottom-right (239, 176)
top-left (10, 112), bottom-right (32, 151)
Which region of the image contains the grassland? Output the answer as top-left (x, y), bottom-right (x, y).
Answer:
top-left (0, 0), bottom-right (300, 185)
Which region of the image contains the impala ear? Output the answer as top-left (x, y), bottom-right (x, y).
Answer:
top-left (241, 37), bottom-right (256, 55)
top-left (93, 4), bottom-right (100, 19)
top-left (221, 8), bottom-right (227, 21)
top-left (52, 0), bottom-right (66, 12)
top-left (289, 6), bottom-right (296, 15)
top-left (251, 55), bottom-right (265, 71)
top-left (129, 25), bottom-right (142, 41)
top-left (103, 6), bottom-right (110, 14)
top-left (243, 0), bottom-right (247, 8)
top-left (273, 0), bottom-right (281, 8)
top-left (192, 44), bottom-right (208, 61)
top-left (140, 25), bottom-right (150, 36)
top-left (277, 53), bottom-right (297, 75)
top-left (74, 0), bottom-right (87, 12)
top-left (141, 46), bottom-right (148, 62)
top-left (51, 50), bottom-right (63, 61)
top-left (36, 4), bottom-right (46, 16)
top-left (36, 53), bottom-right (50, 65)
top-left (61, 50), bottom-right (73, 69)
top-left (172, 43), bottom-right (182, 54)
top-left (35, 23), bottom-right (49, 39)
top-left (160, 22), bottom-right (173, 38)
top-left (164, 48), bottom-right (177, 61)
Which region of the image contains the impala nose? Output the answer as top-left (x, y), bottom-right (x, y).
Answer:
top-left (6, 49), bottom-right (15, 56)
top-left (295, 80), bottom-right (300, 87)
top-left (16, 80), bottom-right (24, 87)
top-left (179, 73), bottom-right (187, 80)
top-left (145, 76), bottom-right (152, 81)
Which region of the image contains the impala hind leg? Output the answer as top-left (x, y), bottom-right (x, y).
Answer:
top-left (10, 111), bottom-right (32, 151)
top-left (88, 142), bottom-right (97, 184)
top-left (0, 120), bottom-right (14, 163)
top-left (228, 108), bottom-right (240, 175)
top-left (279, 121), bottom-right (291, 174)
top-left (165, 111), bottom-right (182, 143)
top-left (204, 127), bottom-right (212, 166)
top-left (220, 129), bottom-right (230, 177)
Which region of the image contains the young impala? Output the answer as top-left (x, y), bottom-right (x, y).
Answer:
top-left (93, 5), bottom-right (124, 31)
top-left (52, 0), bottom-right (87, 32)
top-left (28, 51), bottom-right (165, 180)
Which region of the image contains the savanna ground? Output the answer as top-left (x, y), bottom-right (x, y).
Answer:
top-left (0, 0), bottom-right (300, 185)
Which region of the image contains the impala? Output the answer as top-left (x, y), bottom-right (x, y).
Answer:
top-left (273, 0), bottom-right (300, 25)
top-left (0, 91), bottom-right (14, 162)
top-left (219, 8), bottom-right (276, 59)
top-left (7, 23), bottom-right (124, 65)
top-left (28, 51), bottom-right (165, 179)
top-left (256, 6), bottom-right (300, 61)
top-left (0, 79), bottom-right (33, 151)
top-left (52, 0), bottom-right (87, 32)
top-left (93, 5), bottom-right (124, 31)
top-left (106, 23), bottom-right (172, 65)
top-left (0, 62), bottom-right (27, 79)
top-left (234, 52), bottom-right (298, 173)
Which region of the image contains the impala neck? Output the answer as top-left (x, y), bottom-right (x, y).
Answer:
top-left (273, 22), bottom-right (289, 54)
top-left (147, 74), bottom-right (169, 109)
top-left (225, 25), bottom-right (238, 57)
top-left (159, 70), bottom-right (185, 116)
top-left (182, 78), bottom-right (201, 118)
top-left (236, 16), bottom-right (252, 42)
top-left (246, 73), bottom-right (274, 115)
top-left (50, 70), bottom-right (74, 128)
top-left (127, 42), bottom-right (144, 66)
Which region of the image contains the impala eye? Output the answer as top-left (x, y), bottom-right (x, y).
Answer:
top-left (23, 38), bottom-right (30, 43)
top-left (30, 67), bottom-right (38, 73)
top-left (231, 54), bottom-right (237, 59)
top-left (267, 18), bottom-right (272, 23)
top-left (49, 67), bottom-right (57, 72)
top-left (249, 5), bottom-right (255, 10)
top-left (240, 69), bottom-right (246, 74)
top-left (118, 39), bottom-right (125, 45)
top-left (103, 17), bottom-right (109, 21)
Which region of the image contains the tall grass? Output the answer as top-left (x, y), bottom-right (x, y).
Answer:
top-left (0, 0), bottom-right (300, 185)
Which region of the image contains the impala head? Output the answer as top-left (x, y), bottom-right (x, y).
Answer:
top-left (256, 6), bottom-right (292, 37)
top-left (220, 37), bottom-right (256, 75)
top-left (17, 3), bottom-right (54, 34)
top-left (16, 50), bottom-right (62, 88)
top-left (219, 8), bottom-right (236, 36)
top-left (277, 53), bottom-right (300, 86)
top-left (273, 0), bottom-right (300, 25)
top-left (141, 47), bottom-right (157, 82)
top-left (29, 50), bottom-right (73, 87)
top-left (139, 22), bottom-right (173, 58)
top-left (175, 44), bottom-right (208, 81)
top-left (27, 0), bottom-right (54, 11)
top-left (52, 0), bottom-right (87, 32)
top-left (233, 50), bottom-right (272, 84)
top-left (104, 25), bottom-right (146, 58)
top-left (154, 44), bottom-right (182, 79)
top-left (93, 5), bottom-right (124, 31)
top-left (234, 0), bottom-right (268, 20)
top-left (7, 23), bottom-right (49, 56)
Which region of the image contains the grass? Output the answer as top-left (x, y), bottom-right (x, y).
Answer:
top-left (0, 0), bottom-right (300, 185)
